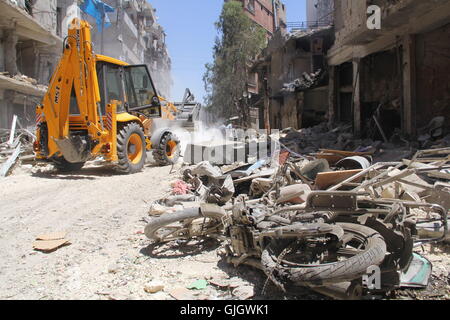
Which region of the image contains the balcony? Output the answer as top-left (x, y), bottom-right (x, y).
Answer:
top-left (287, 21), bottom-right (333, 33)
top-left (0, 74), bottom-right (46, 97)
top-left (329, 0), bottom-right (450, 65)
top-left (123, 0), bottom-right (140, 13)
top-left (0, 0), bottom-right (61, 46)
top-left (335, 0), bottom-right (450, 46)
top-left (122, 11), bottom-right (138, 39)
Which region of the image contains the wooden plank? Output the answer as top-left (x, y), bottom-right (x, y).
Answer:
top-left (402, 34), bottom-right (417, 137)
top-left (315, 169), bottom-right (363, 190)
top-left (318, 149), bottom-right (374, 156)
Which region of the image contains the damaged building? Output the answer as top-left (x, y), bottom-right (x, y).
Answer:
top-left (306, 0), bottom-right (334, 28)
top-left (252, 24), bottom-right (334, 130)
top-left (0, 0), bottom-right (173, 133)
top-left (77, 0), bottom-right (173, 98)
top-left (328, 0), bottom-right (450, 143)
top-left (253, 0), bottom-right (450, 145)
top-left (0, 0), bottom-right (63, 129)
top-left (232, 0), bottom-right (287, 37)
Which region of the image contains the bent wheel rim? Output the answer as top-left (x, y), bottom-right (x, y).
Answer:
top-left (127, 133), bottom-right (143, 164)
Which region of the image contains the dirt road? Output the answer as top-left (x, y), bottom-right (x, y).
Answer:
top-left (1, 161), bottom-right (448, 300)
top-left (0, 161), bottom-right (239, 300)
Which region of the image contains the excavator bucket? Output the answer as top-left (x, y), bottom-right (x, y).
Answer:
top-left (54, 136), bottom-right (91, 163)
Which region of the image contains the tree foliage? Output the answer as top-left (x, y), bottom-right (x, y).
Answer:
top-left (203, 0), bottom-right (266, 125)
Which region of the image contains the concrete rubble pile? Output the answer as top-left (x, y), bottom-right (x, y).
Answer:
top-left (280, 118), bottom-right (450, 162)
top-left (145, 139), bottom-right (450, 300)
top-left (281, 69), bottom-right (324, 93)
top-left (0, 115), bottom-right (36, 177)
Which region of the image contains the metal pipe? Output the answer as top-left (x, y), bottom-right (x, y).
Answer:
top-left (309, 282), bottom-right (363, 300)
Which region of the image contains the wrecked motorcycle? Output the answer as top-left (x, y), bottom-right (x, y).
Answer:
top-left (144, 188), bottom-right (447, 298)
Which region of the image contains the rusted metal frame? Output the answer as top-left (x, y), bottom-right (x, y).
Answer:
top-left (327, 162), bottom-right (400, 191)
top-left (369, 169), bottom-right (416, 189)
top-left (356, 165), bottom-right (450, 191)
top-left (408, 148), bottom-right (450, 167)
top-left (397, 178), bottom-right (434, 191)
top-left (351, 163), bottom-right (403, 191)
top-left (0, 142), bottom-right (21, 177)
top-left (368, 199), bottom-right (448, 243)
top-left (269, 191), bottom-right (390, 218)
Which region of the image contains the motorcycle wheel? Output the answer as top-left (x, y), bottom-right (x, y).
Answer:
top-left (144, 207), bottom-right (226, 242)
top-left (261, 223), bottom-right (387, 285)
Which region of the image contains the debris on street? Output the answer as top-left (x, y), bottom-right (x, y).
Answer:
top-left (0, 115), bottom-right (36, 178)
top-left (33, 232), bottom-right (70, 253)
top-left (1, 0), bottom-right (449, 304)
top-left (144, 140), bottom-right (450, 300)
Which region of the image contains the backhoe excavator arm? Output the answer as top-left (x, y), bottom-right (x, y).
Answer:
top-left (37, 19), bottom-right (105, 162)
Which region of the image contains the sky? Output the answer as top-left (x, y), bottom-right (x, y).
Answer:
top-left (149, 0), bottom-right (307, 102)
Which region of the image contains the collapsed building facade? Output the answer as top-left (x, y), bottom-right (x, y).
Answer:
top-left (306, 0), bottom-right (334, 28)
top-left (0, 0), bottom-right (172, 132)
top-left (253, 27), bottom-right (334, 130)
top-left (0, 0), bottom-right (62, 129)
top-left (252, 0), bottom-right (450, 144)
top-left (250, 0), bottom-right (335, 130)
top-left (77, 0), bottom-right (173, 98)
top-left (328, 0), bottom-right (450, 141)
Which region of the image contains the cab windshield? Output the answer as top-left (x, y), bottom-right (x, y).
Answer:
top-left (124, 65), bottom-right (162, 118)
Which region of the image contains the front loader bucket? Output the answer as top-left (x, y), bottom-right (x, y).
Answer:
top-left (54, 136), bottom-right (91, 163)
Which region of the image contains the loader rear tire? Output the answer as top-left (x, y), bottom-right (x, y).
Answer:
top-left (116, 123), bottom-right (147, 174)
top-left (52, 156), bottom-right (85, 172)
top-left (153, 132), bottom-right (180, 166)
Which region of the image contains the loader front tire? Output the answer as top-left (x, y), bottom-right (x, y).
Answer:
top-left (153, 132), bottom-right (180, 166)
top-left (116, 123), bottom-right (147, 174)
top-left (52, 156), bottom-right (85, 172)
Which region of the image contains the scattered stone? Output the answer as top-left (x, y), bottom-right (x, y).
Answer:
top-left (232, 285), bottom-right (254, 300)
top-left (108, 264), bottom-right (119, 274)
top-left (144, 281), bottom-right (164, 293)
top-left (168, 287), bottom-right (194, 300)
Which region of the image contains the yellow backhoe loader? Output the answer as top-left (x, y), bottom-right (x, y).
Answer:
top-left (34, 19), bottom-right (181, 174)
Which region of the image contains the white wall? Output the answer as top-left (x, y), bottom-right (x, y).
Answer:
top-left (306, 0), bottom-right (318, 24)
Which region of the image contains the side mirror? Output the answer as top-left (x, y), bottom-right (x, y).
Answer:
top-left (151, 96), bottom-right (160, 106)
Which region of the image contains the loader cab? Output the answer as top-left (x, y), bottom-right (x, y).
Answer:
top-left (96, 57), bottom-right (162, 118)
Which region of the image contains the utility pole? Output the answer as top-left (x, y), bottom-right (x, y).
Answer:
top-left (101, 10), bottom-right (105, 54)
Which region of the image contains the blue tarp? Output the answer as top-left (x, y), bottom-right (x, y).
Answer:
top-left (80, 0), bottom-right (115, 32)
